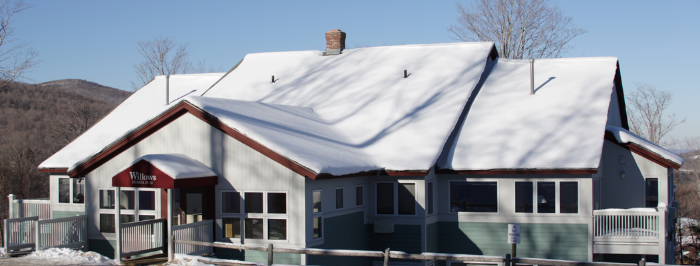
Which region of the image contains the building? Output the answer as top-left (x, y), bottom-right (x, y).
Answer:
top-left (30, 30), bottom-right (682, 265)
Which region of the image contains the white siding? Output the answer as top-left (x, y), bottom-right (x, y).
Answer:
top-left (606, 85), bottom-right (623, 127)
top-left (84, 113), bottom-right (307, 246)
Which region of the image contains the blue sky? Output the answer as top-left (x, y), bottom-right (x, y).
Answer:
top-left (13, 1), bottom-right (700, 142)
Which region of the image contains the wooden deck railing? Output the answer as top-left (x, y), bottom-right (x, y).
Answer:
top-left (8, 194), bottom-right (51, 220)
top-left (37, 215), bottom-right (88, 250)
top-left (3, 216), bottom-right (38, 252)
top-left (173, 220), bottom-right (213, 255)
top-left (173, 239), bottom-right (661, 266)
top-left (120, 218), bottom-right (166, 258)
top-left (593, 208), bottom-right (660, 239)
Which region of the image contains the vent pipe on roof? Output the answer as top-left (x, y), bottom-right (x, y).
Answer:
top-left (166, 74), bottom-right (170, 105)
top-left (325, 29), bottom-right (346, 55)
top-left (529, 59), bottom-right (535, 95)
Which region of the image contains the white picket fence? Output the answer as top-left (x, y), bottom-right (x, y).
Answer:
top-left (173, 220), bottom-right (213, 255)
top-left (3, 215), bottom-right (88, 253)
top-left (120, 218), bottom-right (166, 258)
top-left (8, 194), bottom-right (51, 220)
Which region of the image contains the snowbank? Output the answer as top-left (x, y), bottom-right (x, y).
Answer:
top-left (167, 254), bottom-right (305, 266)
top-left (11, 248), bottom-right (117, 265)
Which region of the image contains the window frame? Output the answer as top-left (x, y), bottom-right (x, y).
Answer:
top-left (355, 185), bottom-right (364, 207)
top-left (219, 190), bottom-right (289, 243)
top-left (512, 180), bottom-right (580, 215)
top-left (97, 187), bottom-right (159, 234)
top-left (375, 181), bottom-right (418, 216)
top-left (57, 177), bottom-right (85, 205)
top-left (427, 181), bottom-right (434, 215)
top-left (448, 180), bottom-right (499, 214)
top-left (312, 189), bottom-right (323, 240)
top-left (335, 187), bottom-right (344, 210)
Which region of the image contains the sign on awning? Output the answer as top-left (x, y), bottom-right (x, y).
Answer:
top-left (112, 154), bottom-right (217, 189)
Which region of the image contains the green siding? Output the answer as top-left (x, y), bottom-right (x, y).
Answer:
top-left (89, 239), bottom-right (115, 259)
top-left (52, 211), bottom-right (85, 219)
top-left (308, 211), bottom-right (369, 266)
top-left (216, 248), bottom-right (299, 264)
top-left (427, 222), bottom-right (439, 252)
top-left (438, 222), bottom-right (588, 261)
top-left (368, 224), bottom-right (422, 254)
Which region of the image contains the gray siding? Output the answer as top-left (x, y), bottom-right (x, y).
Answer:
top-left (437, 222), bottom-right (588, 261)
top-left (308, 211), bottom-right (369, 266)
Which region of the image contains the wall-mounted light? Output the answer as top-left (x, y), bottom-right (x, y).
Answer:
top-left (620, 171), bottom-right (626, 179)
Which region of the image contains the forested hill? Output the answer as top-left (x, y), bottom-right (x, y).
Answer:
top-left (0, 80), bottom-right (131, 211)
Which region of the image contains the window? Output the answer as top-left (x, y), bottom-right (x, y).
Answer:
top-left (355, 186), bottom-right (364, 206)
top-left (245, 192), bottom-right (263, 213)
top-left (398, 183), bottom-right (416, 215)
top-left (312, 189), bottom-right (322, 239)
top-left (223, 218), bottom-right (241, 238)
top-left (376, 183), bottom-right (394, 214)
top-left (58, 177), bottom-right (84, 204)
top-left (268, 193), bottom-right (286, 214)
top-left (336, 188), bottom-right (344, 209)
top-left (427, 182), bottom-right (434, 215)
top-left (560, 182), bottom-right (578, 213)
top-left (98, 188), bottom-right (158, 233)
top-left (537, 182), bottom-right (555, 213)
top-left (222, 192), bottom-right (241, 213)
top-left (99, 190), bottom-right (115, 209)
top-left (450, 181), bottom-right (497, 212)
top-left (646, 178), bottom-right (659, 208)
top-left (313, 190), bottom-right (322, 213)
top-left (221, 190), bottom-right (287, 241)
top-left (516, 180), bottom-right (579, 214)
top-left (376, 182), bottom-right (416, 215)
top-left (515, 182), bottom-right (533, 213)
top-left (100, 214), bottom-right (115, 233)
top-left (59, 178), bottom-right (70, 203)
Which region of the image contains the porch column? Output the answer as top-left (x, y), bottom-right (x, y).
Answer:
top-left (167, 188), bottom-right (173, 261)
top-left (115, 187), bottom-right (121, 263)
top-left (658, 202), bottom-right (667, 264)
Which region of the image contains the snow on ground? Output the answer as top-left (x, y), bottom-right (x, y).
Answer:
top-left (5, 248), bottom-right (117, 265)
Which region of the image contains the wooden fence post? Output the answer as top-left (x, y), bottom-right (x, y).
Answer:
top-left (8, 194), bottom-right (15, 218)
top-left (639, 257), bottom-right (646, 266)
top-left (383, 248), bottom-right (390, 266)
top-left (268, 243), bottom-right (274, 266)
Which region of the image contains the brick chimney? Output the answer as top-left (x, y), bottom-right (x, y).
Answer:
top-left (325, 29), bottom-right (346, 55)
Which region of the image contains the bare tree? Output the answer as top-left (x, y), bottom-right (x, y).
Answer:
top-left (50, 98), bottom-right (107, 145)
top-left (626, 83), bottom-right (685, 145)
top-left (131, 36), bottom-right (191, 90)
top-left (0, 0), bottom-right (38, 87)
top-left (448, 0), bottom-right (586, 59)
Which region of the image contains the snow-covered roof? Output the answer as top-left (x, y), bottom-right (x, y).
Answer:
top-left (39, 73), bottom-right (226, 170)
top-left (116, 154), bottom-right (216, 179)
top-left (606, 125), bottom-right (684, 167)
top-left (443, 57), bottom-right (620, 171)
top-left (185, 96), bottom-right (378, 176)
top-left (40, 42), bottom-right (495, 175)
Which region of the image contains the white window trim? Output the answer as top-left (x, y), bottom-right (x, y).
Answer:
top-left (375, 181), bottom-right (418, 216)
top-left (57, 177), bottom-right (85, 205)
top-left (97, 187), bottom-right (159, 235)
top-left (219, 190), bottom-right (289, 243)
top-left (512, 180), bottom-right (580, 215)
top-left (448, 179), bottom-right (500, 214)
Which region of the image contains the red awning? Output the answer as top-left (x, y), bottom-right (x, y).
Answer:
top-left (112, 154), bottom-right (217, 189)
